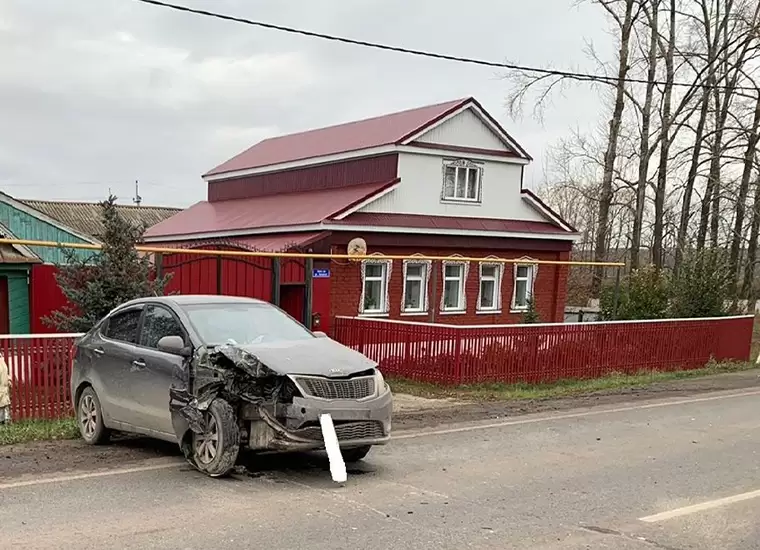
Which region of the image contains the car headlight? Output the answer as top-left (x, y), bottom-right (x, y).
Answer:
top-left (374, 368), bottom-right (387, 394)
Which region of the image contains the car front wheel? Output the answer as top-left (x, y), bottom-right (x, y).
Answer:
top-left (192, 398), bottom-right (240, 477)
top-left (77, 386), bottom-right (110, 445)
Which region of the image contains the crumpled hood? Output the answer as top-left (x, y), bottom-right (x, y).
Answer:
top-left (236, 337), bottom-right (377, 377)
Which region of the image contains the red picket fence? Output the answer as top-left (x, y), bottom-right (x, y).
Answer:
top-left (2, 334), bottom-right (82, 421)
top-left (333, 315), bottom-right (755, 385)
top-left (2, 315), bottom-right (754, 421)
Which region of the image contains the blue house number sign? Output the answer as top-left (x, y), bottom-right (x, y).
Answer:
top-left (312, 268), bottom-right (330, 278)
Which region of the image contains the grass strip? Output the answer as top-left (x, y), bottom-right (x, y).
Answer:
top-left (389, 361), bottom-right (757, 401)
top-left (0, 417), bottom-right (78, 446)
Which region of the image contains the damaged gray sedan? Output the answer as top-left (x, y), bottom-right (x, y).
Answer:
top-left (70, 295), bottom-right (392, 477)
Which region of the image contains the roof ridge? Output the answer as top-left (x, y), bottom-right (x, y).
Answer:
top-left (21, 198), bottom-right (182, 210)
top-left (258, 98), bottom-right (470, 143)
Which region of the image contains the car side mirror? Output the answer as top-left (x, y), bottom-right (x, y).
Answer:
top-left (313, 331), bottom-right (328, 338)
top-left (157, 335), bottom-right (190, 357)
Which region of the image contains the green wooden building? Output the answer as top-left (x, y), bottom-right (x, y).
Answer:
top-left (0, 192), bottom-right (181, 334)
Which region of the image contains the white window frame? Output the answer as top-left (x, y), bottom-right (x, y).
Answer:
top-left (511, 258), bottom-right (537, 312)
top-left (440, 257), bottom-right (469, 313)
top-left (359, 255), bottom-right (392, 316)
top-left (441, 159), bottom-right (483, 203)
top-left (401, 257), bottom-right (431, 315)
top-left (477, 259), bottom-right (504, 314)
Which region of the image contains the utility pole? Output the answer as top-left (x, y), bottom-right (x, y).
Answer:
top-left (133, 180), bottom-right (142, 206)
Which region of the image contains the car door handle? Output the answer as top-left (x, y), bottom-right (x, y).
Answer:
top-left (93, 348), bottom-right (104, 356)
top-left (131, 359), bottom-right (146, 370)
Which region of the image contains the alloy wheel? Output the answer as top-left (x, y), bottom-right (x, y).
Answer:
top-left (194, 414), bottom-right (219, 465)
top-left (79, 394), bottom-right (97, 439)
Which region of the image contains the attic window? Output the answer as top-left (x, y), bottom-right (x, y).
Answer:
top-left (442, 159), bottom-right (482, 203)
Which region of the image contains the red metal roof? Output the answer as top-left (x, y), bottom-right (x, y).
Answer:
top-left (333, 212), bottom-right (571, 234)
top-left (144, 181), bottom-right (394, 239)
top-left (205, 98), bottom-right (469, 176)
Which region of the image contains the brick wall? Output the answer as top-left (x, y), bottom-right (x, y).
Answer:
top-left (329, 245), bottom-right (570, 325)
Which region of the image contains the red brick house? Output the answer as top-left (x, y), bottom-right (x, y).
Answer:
top-left (145, 97), bottom-right (577, 333)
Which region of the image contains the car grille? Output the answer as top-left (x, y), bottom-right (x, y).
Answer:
top-left (294, 375), bottom-right (375, 400)
top-left (292, 421), bottom-right (385, 442)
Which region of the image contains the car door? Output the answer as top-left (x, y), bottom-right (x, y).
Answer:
top-left (95, 306), bottom-right (144, 427)
top-left (131, 304), bottom-right (189, 436)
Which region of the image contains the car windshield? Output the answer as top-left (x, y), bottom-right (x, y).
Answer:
top-left (182, 302), bottom-right (314, 346)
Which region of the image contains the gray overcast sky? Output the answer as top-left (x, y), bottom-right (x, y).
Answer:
top-left (0, 0), bottom-right (611, 207)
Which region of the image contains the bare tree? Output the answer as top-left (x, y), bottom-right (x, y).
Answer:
top-left (631, 0), bottom-right (660, 270)
top-left (592, 0), bottom-right (641, 295)
top-left (652, 0), bottom-right (677, 268)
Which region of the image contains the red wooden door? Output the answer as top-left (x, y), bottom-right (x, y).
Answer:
top-left (0, 277), bottom-right (9, 334)
top-left (280, 285), bottom-right (305, 325)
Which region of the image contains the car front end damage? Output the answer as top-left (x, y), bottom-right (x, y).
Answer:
top-left (169, 341), bottom-right (392, 472)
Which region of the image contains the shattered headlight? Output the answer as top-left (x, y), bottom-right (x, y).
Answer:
top-left (374, 368), bottom-right (388, 395)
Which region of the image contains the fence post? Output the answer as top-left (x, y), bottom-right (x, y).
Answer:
top-left (303, 258), bottom-right (313, 329)
top-left (154, 252), bottom-right (163, 281)
top-left (271, 258), bottom-right (281, 307)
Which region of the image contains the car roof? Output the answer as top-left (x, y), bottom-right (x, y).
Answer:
top-left (117, 294), bottom-right (270, 309)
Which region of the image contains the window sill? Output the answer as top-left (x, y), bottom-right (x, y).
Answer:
top-left (510, 309), bottom-right (528, 314)
top-left (359, 312), bottom-right (390, 318)
top-left (440, 198), bottom-right (482, 206)
top-left (476, 310), bottom-right (502, 315)
top-left (400, 311), bottom-right (428, 316)
top-left (439, 310), bottom-right (467, 315)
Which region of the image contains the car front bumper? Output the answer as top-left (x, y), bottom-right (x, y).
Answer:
top-left (242, 386), bottom-right (393, 452)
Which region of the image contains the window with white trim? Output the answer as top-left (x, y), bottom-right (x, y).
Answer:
top-left (511, 261), bottom-right (536, 310)
top-left (478, 262), bottom-right (503, 312)
top-left (360, 258), bottom-right (391, 314)
top-left (442, 159), bottom-right (482, 202)
top-left (441, 259), bottom-right (468, 312)
top-left (402, 259), bottom-right (430, 313)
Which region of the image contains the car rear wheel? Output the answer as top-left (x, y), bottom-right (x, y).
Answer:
top-left (342, 445), bottom-right (371, 462)
top-left (192, 398), bottom-right (240, 477)
top-left (77, 387), bottom-right (110, 445)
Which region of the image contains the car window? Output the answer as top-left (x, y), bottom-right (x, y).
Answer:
top-left (182, 302), bottom-right (314, 346)
top-left (103, 309), bottom-right (142, 344)
top-left (140, 305), bottom-right (185, 349)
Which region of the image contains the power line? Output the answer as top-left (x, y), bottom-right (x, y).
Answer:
top-left (133, 0), bottom-right (755, 92)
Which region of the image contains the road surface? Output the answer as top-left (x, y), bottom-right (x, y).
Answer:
top-left (2, 388), bottom-right (759, 549)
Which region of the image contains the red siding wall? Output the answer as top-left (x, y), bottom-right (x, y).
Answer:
top-left (30, 265), bottom-right (68, 333)
top-left (329, 245), bottom-right (570, 326)
top-left (207, 154), bottom-right (398, 201)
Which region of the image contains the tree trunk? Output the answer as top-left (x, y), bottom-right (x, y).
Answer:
top-left (631, 0), bottom-right (660, 271)
top-left (729, 92), bottom-right (760, 299)
top-left (591, 0), bottom-right (637, 297)
top-left (652, 0), bottom-right (676, 269)
top-left (742, 175), bottom-right (760, 302)
top-left (677, 92), bottom-right (710, 265)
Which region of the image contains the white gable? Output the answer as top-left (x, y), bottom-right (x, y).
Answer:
top-left (357, 153), bottom-right (548, 222)
top-left (414, 108), bottom-right (513, 152)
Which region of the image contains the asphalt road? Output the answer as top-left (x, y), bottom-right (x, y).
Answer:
top-left (2, 388), bottom-right (759, 549)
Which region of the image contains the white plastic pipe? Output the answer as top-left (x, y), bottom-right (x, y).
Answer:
top-left (320, 413), bottom-right (347, 483)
